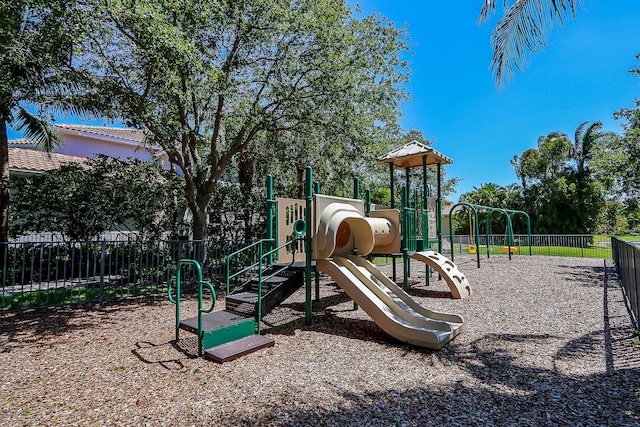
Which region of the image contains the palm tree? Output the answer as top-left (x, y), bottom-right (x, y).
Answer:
top-left (571, 120), bottom-right (603, 176)
top-left (0, 1), bottom-right (84, 245)
top-left (479, 0), bottom-right (582, 88)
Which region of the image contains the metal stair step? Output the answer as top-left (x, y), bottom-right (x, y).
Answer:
top-left (248, 275), bottom-right (288, 292)
top-left (204, 334), bottom-right (275, 363)
top-left (225, 292), bottom-right (259, 315)
top-left (179, 310), bottom-right (252, 334)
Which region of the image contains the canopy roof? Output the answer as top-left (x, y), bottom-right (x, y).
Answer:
top-left (377, 140), bottom-right (453, 169)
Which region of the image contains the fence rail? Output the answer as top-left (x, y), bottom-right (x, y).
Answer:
top-left (444, 234), bottom-right (612, 259)
top-left (0, 238), bottom-right (250, 313)
top-left (0, 234), bottom-right (619, 314)
top-left (611, 237), bottom-right (640, 329)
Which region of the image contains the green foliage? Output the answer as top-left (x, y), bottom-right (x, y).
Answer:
top-left (458, 183), bottom-right (526, 234)
top-left (72, 0), bottom-right (410, 240)
top-left (597, 199), bottom-right (628, 236)
top-left (0, 0), bottom-right (88, 242)
top-left (613, 54), bottom-right (640, 208)
top-left (465, 119), bottom-right (619, 235)
top-left (207, 180), bottom-right (265, 242)
top-left (9, 156), bottom-right (184, 241)
top-left (478, 0), bottom-right (582, 88)
top-left (509, 124), bottom-right (607, 234)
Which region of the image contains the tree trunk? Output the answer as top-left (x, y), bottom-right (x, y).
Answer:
top-left (238, 153), bottom-right (254, 241)
top-left (192, 202), bottom-right (208, 241)
top-left (0, 117), bottom-right (9, 243)
top-left (191, 202), bottom-right (208, 263)
top-left (0, 117), bottom-right (9, 265)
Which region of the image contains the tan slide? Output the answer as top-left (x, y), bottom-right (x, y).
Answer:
top-left (410, 251), bottom-right (471, 299)
top-left (316, 256), bottom-right (463, 350)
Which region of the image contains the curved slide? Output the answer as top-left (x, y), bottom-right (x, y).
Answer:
top-left (410, 251), bottom-right (471, 299)
top-left (316, 256), bottom-right (463, 350)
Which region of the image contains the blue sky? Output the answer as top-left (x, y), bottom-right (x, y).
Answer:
top-left (9, 1), bottom-right (640, 202)
top-left (355, 0), bottom-right (640, 201)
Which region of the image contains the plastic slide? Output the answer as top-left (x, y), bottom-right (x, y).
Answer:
top-left (410, 251), bottom-right (472, 299)
top-left (316, 256), bottom-right (463, 350)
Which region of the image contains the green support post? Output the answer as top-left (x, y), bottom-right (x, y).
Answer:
top-left (422, 155), bottom-right (430, 287)
top-left (405, 167), bottom-right (410, 204)
top-left (389, 162), bottom-right (397, 281)
top-left (389, 162), bottom-right (395, 209)
top-left (401, 185), bottom-right (409, 291)
top-left (266, 174), bottom-right (274, 264)
top-left (305, 166), bottom-right (313, 326)
top-left (507, 214), bottom-right (514, 260)
top-left (353, 176), bottom-right (360, 311)
top-left (486, 213), bottom-right (491, 259)
top-left (365, 189), bottom-right (371, 217)
top-left (313, 180), bottom-right (320, 300)
top-left (437, 163), bottom-right (443, 255)
top-left (405, 168), bottom-right (411, 289)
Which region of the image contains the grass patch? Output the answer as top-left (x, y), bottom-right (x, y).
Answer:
top-left (459, 244), bottom-right (611, 259)
top-left (1, 284), bottom-right (164, 312)
top-left (617, 235), bottom-right (640, 242)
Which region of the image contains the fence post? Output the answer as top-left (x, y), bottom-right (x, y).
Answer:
top-left (99, 242), bottom-right (106, 305)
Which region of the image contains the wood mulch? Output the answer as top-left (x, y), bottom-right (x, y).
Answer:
top-left (1, 255), bottom-right (639, 426)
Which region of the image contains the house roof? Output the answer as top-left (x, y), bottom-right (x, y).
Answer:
top-left (377, 140), bottom-right (453, 169)
top-left (54, 124), bottom-right (146, 144)
top-left (9, 147), bottom-right (86, 174)
top-left (8, 138), bottom-right (37, 147)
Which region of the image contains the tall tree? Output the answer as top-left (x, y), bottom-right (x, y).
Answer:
top-left (613, 54), bottom-right (640, 230)
top-left (572, 121), bottom-right (604, 176)
top-left (510, 123), bottom-right (607, 233)
top-left (479, 0), bottom-right (582, 87)
top-left (74, 0), bottom-right (410, 241)
top-left (0, 0), bottom-right (84, 246)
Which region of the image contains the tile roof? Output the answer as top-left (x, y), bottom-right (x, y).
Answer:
top-left (8, 138), bottom-right (37, 147)
top-left (55, 124), bottom-right (146, 143)
top-left (377, 140), bottom-right (453, 168)
top-left (9, 147), bottom-right (86, 173)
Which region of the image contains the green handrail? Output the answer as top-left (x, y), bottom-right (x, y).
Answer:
top-left (225, 236), bottom-right (301, 334)
top-left (167, 258), bottom-right (216, 357)
top-left (256, 238), bottom-right (300, 334)
top-left (225, 239), bottom-right (275, 295)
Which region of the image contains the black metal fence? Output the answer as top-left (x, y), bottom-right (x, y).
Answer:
top-left (611, 237), bottom-right (640, 329)
top-left (0, 234), bottom-right (621, 314)
top-left (0, 238), bottom-right (250, 313)
top-left (445, 234), bottom-right (612, 259)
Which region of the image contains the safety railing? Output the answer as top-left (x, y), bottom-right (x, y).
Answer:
top-left (168, 259), bottom-right (216, 356)
top-left (444, 234), bottom-right (612, 259)
top-left (611, 237), bottom-right (640, 329)
top-left (225, 237), bottom-right (300, 334)
top-left (402, 207), bottom-right (418, 253)
top-left (225, 239), bottom-right (275, 295)
top-left (0, 238), bottom-right (248, 314)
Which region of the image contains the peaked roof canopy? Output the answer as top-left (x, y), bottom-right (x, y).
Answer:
top-left (377, 140), bottom-right (453, 169)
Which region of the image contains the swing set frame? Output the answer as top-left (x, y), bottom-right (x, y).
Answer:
top-left (448, 202), bottom-right (531, 268)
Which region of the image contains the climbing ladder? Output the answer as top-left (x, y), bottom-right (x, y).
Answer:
top-left (168, 239), bottom-right (303, 363)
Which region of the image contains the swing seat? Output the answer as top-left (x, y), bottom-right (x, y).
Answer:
top-left (501, 246), bottom-right (517, 253)
top-left (467, 245), bottom-right (477, 254)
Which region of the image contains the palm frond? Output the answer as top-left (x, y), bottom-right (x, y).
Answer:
top-left (13, 106), bottom-right (62, 153)
top-left (478, 0), bottom-right (509, 25)
top-left (485, 0), bottom-right (582, 88)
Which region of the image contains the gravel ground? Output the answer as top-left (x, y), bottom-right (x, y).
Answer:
top-left (1, 255), bottom-right (639, 426)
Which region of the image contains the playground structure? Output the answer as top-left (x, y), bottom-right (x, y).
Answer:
top-left (168, 141), bottom-right (473, 362)
top-left (447, 202), bottom-right (532, 268)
